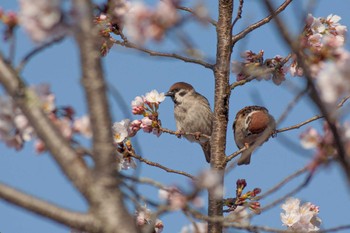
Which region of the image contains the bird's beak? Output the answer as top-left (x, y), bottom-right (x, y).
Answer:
top-left (165, 91), bottom-right (174, 97)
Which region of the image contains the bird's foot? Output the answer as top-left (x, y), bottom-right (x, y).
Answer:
top-left (271, 130), bottom-right (277, 138)
top-left (194, 132), bottom-right (201, 141)
top-left (175, 130), bottom-right (183, 138)
top-left (244, 143), bottom-right (250, 150)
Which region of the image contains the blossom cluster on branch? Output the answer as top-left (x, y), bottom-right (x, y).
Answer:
top-left (232, 50), bottom-right (288, 85)
top-left (112, 89), bottom-right (165, 170)
top-left (300, 122), bottom-right (350, 169)
top-left (0, 84), bottom-right (91, 152)
top-left (281, 197), bottom-right (321, 232)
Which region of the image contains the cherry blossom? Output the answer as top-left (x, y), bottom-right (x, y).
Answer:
top-left (18, 0), bottom-right (68, 43)
top-left (131, 96), bottom-right (145, 115)
top-left (158, 187), bottom-right (187, 210)
top-left (281, 197), bottom-right (321, 232)
top-left (300, 127), bottom-right (321, 149)
top-left (112, 119), bottom-right (130, 143)
top-left (227, 206), bottom-right (250, 226)
top-left (135, 205), bottom-right (163, 232)
top-left (73, 115), bottom-right (92, 138)
top-left (316, 54), bottom-right (350, 108)
top-left (144, 90), bottom-right (165, 104)
top-left (123, 0), bottom-right (180, 44)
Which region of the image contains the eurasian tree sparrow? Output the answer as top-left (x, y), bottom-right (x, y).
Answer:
top-left (165, 82), bottom-right (213, 163)
top-left (233, 105), bottom-right (276, 165)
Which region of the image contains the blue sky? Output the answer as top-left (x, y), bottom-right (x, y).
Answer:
top-left (1, 0), bottom-right (350, 232)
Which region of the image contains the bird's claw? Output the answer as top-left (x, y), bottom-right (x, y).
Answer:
top-left (271, 130), bottom-right (277, 138)
top-left (194, 132), bottom-right (201, 141)
top-left (175, 130), bottom-right (183, 138)
top-left (244, 143), bottom-right (250, 150)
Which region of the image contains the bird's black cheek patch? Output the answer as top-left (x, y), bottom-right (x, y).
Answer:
top-left (178, 91), bottom-right (187, 97)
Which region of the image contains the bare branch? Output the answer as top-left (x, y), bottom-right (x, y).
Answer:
top-left (177, 5), bottom-right (217, 26)
top-left (231, 0), bottom-right (244, 29)
top-left (277, 88), bottom-right (309, 125)
top-left (231, 0), bottom-right (292, 46)
top-left (112, 39), bottom-right (214, 69)
top-left (259, 166), bottom-right (308, 200)
top-left (129, 151), bottom-right (195, 180)
top-left (260, 172), bottom-right (313, 213)
top-left (159, 127), bottom-right (210, 139)
top-left (16, 36), bottom-right (65, 73)
top-left (225, 147), bottom-right (247, 164)
top-left (0, 182), bottom-right (99, 232)
top-left (276, 115), bottom-right (322, 134)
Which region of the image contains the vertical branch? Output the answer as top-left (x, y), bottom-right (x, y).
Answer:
top-left (72, 0), bottom-right (139, 232)
top-left (209, 0), bottom-right (233, 232)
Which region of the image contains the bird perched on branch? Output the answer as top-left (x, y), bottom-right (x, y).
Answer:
top-left (233, 105), bottom-right (276, 165)
top-left (165, 82), bottom-right (213, 163)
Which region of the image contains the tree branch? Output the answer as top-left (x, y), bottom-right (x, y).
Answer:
top-left (16, 36), bottom-right (65, 73)
top-left (0, 182), bottom-right (99, 232)
top-left (129, 151), bottom-right (195, 180)
top-left (177, 5), bottom-right (217, 26)
top-left (263, 0), bottom-right (350, 184)
top-left (72, 0), bottom-right (139, 232)
top-left (209, 0), bottom-right (234, 232)
top-left (113, 39), bottom-right (214, 69)
top-left (231, 0), bottom-right (292, 46)
top-left (0, 52), bottom-right (92, 199)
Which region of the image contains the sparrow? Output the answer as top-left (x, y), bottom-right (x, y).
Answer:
top-left (233, 105), bottom-right (276, 165)
top-left (165, 82), bottom-right (213, 163)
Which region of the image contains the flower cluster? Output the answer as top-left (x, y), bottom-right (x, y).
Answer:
top-left (195, 169), bottom-right (223, 199)
top-left (135, 205), bottom-right (163, 233)
top-left (223, 179), bottom-right (261, 215)
top-left (281, 197), bottom-right (321, 232)
top-left (293, 13), bottom-right (348, 76)
top-left (124, 0), bottom-right (181, 44)
top-left (18, 0), bottom-right (69, 43)
top-left (232, 50), bottom-right (288, 85)
top-left (0, 84), bottom-right (92, 153)
top-left (112, 90), bottom-right (165, 170)
top-left (158, 186), bottom-right (204, 210)
top-left (300, 122), bottom-right (350, 168)
top-left (0, 8), bottom-right (18, 40)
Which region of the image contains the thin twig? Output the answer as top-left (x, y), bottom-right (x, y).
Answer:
top-left (225, 147), bottom-right (247, 164)
top-left (16, 36), bottom-right (65, 73)
top-left (260, 172), bottom-right (313, 213)
top-left (231, 0), bottom-right (244, 29)
top-left (129, 151), bottom-right (195, 180)
top-left (276, 95), bottom-right (350, 133)
top-left (276, 115), bottom-right (322, 133)
top-left (231, 0), bottom-right (293, 46)
top-left (276, 88), bottom-right (309, 126)
top-left (259, 166), bottom-right (308, 200)
top-left (112, 39), bottom-right (214, 69)
top-left (159, 127), bottom-right (210, 139)
top-left (177, 5), bottom-right (217, 26)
